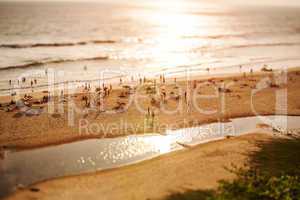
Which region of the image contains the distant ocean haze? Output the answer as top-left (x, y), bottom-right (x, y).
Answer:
top-left (0, 1), bottom-right (300, 95)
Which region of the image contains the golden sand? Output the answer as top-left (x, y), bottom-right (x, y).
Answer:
top-left (0, 68), bottom-right (300, 149)
top-left (4, 133), bottom-right (276, 200)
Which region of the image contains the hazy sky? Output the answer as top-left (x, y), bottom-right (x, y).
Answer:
top-left (230, 0), bottom-right (300, 7)
top-left (1, 0), bottom-right (300, 7)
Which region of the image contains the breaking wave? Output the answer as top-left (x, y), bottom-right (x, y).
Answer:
top-left (0, 56), bottom-right (109, 70)
top-left (0, 40), bottom-right (116, 49)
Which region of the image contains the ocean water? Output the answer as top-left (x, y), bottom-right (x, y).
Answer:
top-left (0, 1), bottom-right (300, 95)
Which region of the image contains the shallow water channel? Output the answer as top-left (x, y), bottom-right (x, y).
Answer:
top-left (0, 115), bottom-right (299, 197)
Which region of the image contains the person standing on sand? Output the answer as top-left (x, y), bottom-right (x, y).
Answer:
top-left (206, 67), bottom-right (210, 73)
top-left (193, 80), bottom-right (197, 89)
top-left (42, 95), bottom-right (48, 103)
top-left (151, 110), bottom-right (155, 124)
top-left (161, 90), bottom-right (166, 102)
top-left (30, 80), bottom-right (34, 93)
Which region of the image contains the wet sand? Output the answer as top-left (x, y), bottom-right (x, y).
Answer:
top-left (3, 133), bottom-right (280, 200)
top-left (0, 67), bottom-right (300, 149)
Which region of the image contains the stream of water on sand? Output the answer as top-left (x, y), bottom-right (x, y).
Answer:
top-left (0, 115), bottom-right (299, 198)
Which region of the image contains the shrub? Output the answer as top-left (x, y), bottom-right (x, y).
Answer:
top-left (213, 169), bottom-right (300, 200)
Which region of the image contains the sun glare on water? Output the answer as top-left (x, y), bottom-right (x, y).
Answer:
top-left (144, 0), bottom-right (208, 69)
top-left (145, 136), bottom-right (172, 154)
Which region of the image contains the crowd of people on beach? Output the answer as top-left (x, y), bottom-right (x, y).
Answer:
top-left (1, 64), bottom-right (278, 119)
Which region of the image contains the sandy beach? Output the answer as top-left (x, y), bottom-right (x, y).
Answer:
top-left (1, 66), bottom-right (300, 199)
top-left (0, 67), bottom-right (300, 150)
top-left (3, 132), bottom-right (290, 200)
top-left (1, 1), bottom-right (300, 199)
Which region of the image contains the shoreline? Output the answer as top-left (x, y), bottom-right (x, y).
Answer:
top-left (0, 66), bottom-right (297, 103)
top-left (1, 67), bottom-right (300, 150)
top-left (0, 65), bottom-right (298, 99)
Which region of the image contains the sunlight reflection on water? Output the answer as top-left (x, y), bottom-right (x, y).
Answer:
top-left (0, 115), bottom-right (299, 198)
